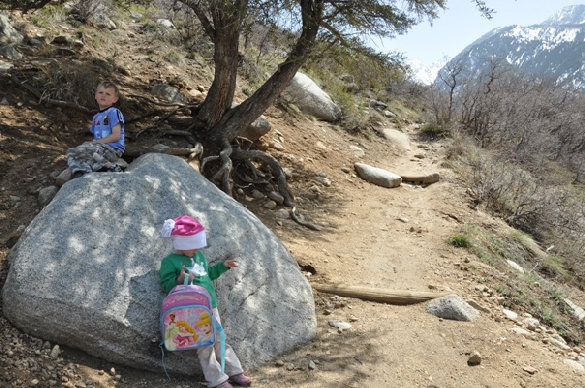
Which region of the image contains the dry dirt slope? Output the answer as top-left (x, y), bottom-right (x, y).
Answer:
top-left (248, 120), bottom-right (585, 388)
top-left (1, 10), bottom-right (585, 388)
top-left (1, 81), bottom-right (585, 388)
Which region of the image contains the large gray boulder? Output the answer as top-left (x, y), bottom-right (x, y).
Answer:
top-left (281, 72), bottom-right (341, 122)
top-left (2, 153), bottom-right (316, 375)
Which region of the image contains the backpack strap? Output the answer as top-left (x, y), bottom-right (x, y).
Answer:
top-left (212, 313), bottom-right (226, 375)
top-left (159, 342), bottom-right (171, 381)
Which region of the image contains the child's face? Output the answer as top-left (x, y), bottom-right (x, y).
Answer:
top-left (95, 86), bottom-right (119, 110)
top-left (182, 249), bottom-right (198, 257)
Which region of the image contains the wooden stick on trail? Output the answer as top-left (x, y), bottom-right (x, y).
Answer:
top-left (312, 283), bottom-right (446, 305)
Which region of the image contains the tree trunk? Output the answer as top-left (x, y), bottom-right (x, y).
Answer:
top-left (195, 1), bottom-right (247, 129)
top-left (209, 0), bottom-right (324, 144)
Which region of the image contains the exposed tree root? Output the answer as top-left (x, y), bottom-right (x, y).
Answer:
top-left (290, 206), bottom-right (322, 231)
top-left (201, 140), bottom-right (295, 207)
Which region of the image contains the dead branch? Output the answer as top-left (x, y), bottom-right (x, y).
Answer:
top-left (312, 283), bottom-right (446, 305)
top-left (127, 93), bottom-right (201, 109)
top-left (11, 75), bottom-right (92, 114)
top-left (124, 144), bottom-right (203, 159)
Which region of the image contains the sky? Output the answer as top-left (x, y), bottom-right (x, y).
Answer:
top-left (372, 0), bottom-right (584, 67)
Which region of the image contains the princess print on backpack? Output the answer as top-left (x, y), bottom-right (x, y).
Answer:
top-left (159, 215), bottom-right (252, 388)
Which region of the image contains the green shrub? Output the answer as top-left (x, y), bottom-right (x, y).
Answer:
top-left (420, 122), bottom-right (449, 139)
top-left (448, 235), bottom-right (471, 248)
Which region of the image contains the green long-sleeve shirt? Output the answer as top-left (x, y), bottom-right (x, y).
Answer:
top-left (159, 251), bottom-right (229, 307)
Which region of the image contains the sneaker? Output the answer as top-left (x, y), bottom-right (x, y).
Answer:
top-left (213, 382), bottom-right (233, 388)
top-left (108, 164), bottom-right (122, 172)
top-left (229, 373), bottom-right (252, 386)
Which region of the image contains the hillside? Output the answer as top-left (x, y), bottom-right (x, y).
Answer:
top-left (2, 7), bottom-right (585, 388)
top-left (436, 4), bottom-right (585, 89)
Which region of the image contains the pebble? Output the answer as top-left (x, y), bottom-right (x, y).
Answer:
top-left (328, 320), bottom-right (351, 331)
top-left (502, 309), bottom-right (518, 321)
top-left (467, 351), bottom-right (482, 366)
top-left (50, 345), bottom-right (61, 359)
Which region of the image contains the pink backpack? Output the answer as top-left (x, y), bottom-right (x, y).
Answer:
top-left (159, 281), bottom-right (225, 377)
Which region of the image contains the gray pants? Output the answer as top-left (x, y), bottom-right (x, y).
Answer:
top-left (67, 143), bottom-right (122, 174)
top-left (197, 308), bottom-right (244, 387)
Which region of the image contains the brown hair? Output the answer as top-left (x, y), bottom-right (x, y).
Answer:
top-left (96, 81), bottom-right (120, 97)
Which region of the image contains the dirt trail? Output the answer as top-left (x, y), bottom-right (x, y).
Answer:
top-left (247, 123), bottom-right (585, 388)
top-left (284, 124), bottom-right (463, 292)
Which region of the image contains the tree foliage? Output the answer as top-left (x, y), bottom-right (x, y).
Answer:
top-left (173, 0), bottom-right (450, 204)
top-left (3, 0), bottom-right (492, 205)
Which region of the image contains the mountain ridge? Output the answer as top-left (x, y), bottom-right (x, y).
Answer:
top-left (435, 4), bottom-right (585, 88)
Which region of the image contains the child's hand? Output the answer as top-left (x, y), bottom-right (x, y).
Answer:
top-left (177, 265), bottom-right (186, 283)
top-left (225, 259), bottom-right (239, 268)
top-left (178, 265), bottom-right (194, 283)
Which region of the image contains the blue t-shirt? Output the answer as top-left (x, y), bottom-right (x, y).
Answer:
top-left (90, 107), bottom-right (125, 151)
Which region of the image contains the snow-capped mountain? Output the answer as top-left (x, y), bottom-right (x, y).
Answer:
top-left (435, 5), bottom-right (585, 89)
top-left (407, 58), bottom-right (446, 85)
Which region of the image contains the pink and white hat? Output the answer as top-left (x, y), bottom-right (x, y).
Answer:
top-left (160, 215), bottom-right (207, 250)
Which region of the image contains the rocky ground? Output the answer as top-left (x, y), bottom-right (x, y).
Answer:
top-left (2, 8), bottom-right (585, 388)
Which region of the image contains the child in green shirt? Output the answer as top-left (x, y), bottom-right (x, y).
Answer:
top-left (159, 215), bottom-right (251, 388)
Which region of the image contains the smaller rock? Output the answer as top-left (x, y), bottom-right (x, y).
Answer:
top-left (506, 260), bottom-right (525, 273)
top-left (268, 191), bottom-right (285, 205)
top-left (250, 190), bottom-right (265, 200)
top-left (502, 309), bottom-right (518, 321)
top-left (308, 360), bottom-right (316, 370)
top-left (50, 345), bottom-right (61, 359)
top-left (467, 351), bottom-right (482, 366)
top-left (523, 317), bottom-right (540, 331)
top-left (563, 359), bottom-right (585, 374)
top-left (275, 209), bottom-right (290, 219)
top-left (156, 19), bottom-right (175, 28)
top-left (511, 327), bottom-right (535, 340)
top-left (550, 338), bottom-right (571, 351)
top-left (523, 366), bottom-right (537, 375)
top-left (466, 299), bottom-right (491, 314)
top-left (313, 176), bottom-right (331, 187)
top-left (426, 295), bottom-right (480, 322)
top-left (263, 200), bottom-right (278, 209)
top-left (354, 163), bottom-right (401, 188)
top-left (349, 145), bottom-right (365, 157)
top-left (56, 168), bottom-right (72, 186)
top-left (38, 186), bottom-right (58, 206)
top-left (328, 320), bottom-right (351, 331)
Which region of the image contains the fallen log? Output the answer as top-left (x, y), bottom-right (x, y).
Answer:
top-left (312, 283), bottom-right (445, 305)
top-left (400, 172), bottom-right (440, 185)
